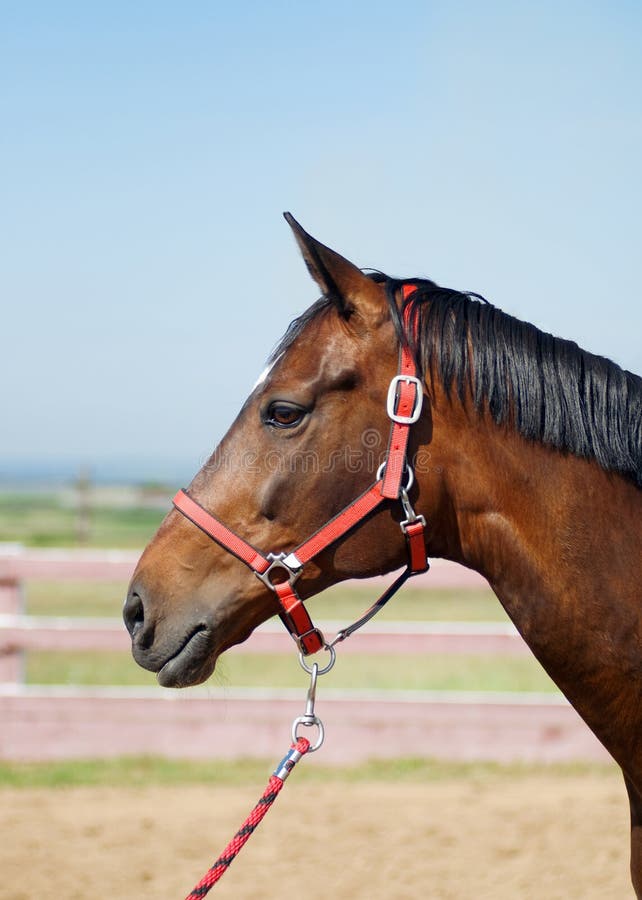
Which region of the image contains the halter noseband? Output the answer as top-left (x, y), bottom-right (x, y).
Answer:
top-left (172, 285), bottom-right (429, 656)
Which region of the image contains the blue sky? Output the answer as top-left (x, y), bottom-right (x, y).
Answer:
top-left (2, 1), bottom-right (641, 482)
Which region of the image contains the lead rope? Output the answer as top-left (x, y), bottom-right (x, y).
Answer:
top-left (184, 660), bottom-right (328, 898)
top-left (184, 737), bottom-right (310, 898)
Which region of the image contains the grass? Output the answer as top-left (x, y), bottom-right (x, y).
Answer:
top-left (26, 581), bottom-right (130, 617)
top-left (0, 755), bottom-right (617, 789)
top-left (307, 584), bottom-right (509, 622)
top-left (25, 648), bottom-right (558, 693)
top-left (83, 505), bottom-right (165, 548)
top-left (26, 650), bottom-right (156, 687)
top-left (208, 650), bottom-right (558, 693)
top-left (0, 491), bottom-right (165, 548)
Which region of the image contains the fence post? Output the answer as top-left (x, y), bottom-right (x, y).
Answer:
top-left (0, 546), bottom-right (25, 685)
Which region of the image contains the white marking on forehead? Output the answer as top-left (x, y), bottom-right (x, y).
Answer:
top-left (252, 364), bottom-right (272, 390)
top-left (251, 353), bottom-right (282, 391)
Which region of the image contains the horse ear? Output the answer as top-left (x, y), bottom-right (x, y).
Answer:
top-left (283, 212), bottom-right (385, 321)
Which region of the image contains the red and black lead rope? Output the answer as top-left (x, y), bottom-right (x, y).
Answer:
top-left (184, 737), bottom-right (311, 899)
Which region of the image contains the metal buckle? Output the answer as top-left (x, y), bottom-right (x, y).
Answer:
top-left (255, 551), bottom-right (303, 590)
top-left (400, 514), bottom-right (427, 534)
top-left (399, 487), bottom-right (426, 532)
top-left (386, 374), bottom-right (423, 425)
top-left (292, 625), bottom-right (326, 656)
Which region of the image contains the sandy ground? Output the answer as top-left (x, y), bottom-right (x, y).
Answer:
top-left (1, 770), bottom-right (634, 899)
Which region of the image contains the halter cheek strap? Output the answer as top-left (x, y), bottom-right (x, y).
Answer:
top-left (172, 285), bottom-right (429, 655)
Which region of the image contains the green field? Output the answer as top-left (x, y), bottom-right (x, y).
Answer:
top-left (27, 580), bottom-right (130, 617)
top-left (0, 489), bottom-right (166, 548)
top-left (25, 647), bottom-right (557, 692)
top-left (0, 754), bottom-right (610, 789)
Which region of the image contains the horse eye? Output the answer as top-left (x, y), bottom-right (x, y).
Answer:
top-left (266, 402), bottom-right (306, 429)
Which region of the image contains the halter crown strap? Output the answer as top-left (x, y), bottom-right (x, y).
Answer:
top-left (381, 286), bottom-right (423, 498)
top-left (172, 283), bottom-right (428, 655)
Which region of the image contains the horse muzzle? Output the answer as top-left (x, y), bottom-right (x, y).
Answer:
top-left (123, 585), bottom-right (220, 688)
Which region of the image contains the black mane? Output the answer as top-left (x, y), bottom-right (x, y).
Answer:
top-left (271, 276), bottom-right (642, 488)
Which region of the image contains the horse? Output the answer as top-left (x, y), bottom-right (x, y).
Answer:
top-left (124, 214), bottom-right (642, 893)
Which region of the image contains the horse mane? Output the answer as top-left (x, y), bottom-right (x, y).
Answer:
top-left (271, 275), bottom-right (642, 488)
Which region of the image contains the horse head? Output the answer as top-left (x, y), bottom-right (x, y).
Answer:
top-left (124, 215), bottom-right (434, 687)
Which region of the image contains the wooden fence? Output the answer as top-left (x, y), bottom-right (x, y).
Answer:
top-left (0, 545), bottom-right (610, 764)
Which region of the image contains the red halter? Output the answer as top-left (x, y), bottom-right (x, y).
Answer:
top-left (172, 286), bottom-right (428, 655)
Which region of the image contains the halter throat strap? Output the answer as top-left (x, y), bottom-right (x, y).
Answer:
top-left (172, 285), bottom-right (428, 655)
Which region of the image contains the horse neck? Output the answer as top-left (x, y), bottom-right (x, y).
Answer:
top-left (426, 400), bottom-right (642, 645)
top-left (424, 400), bottom-right (642, 770)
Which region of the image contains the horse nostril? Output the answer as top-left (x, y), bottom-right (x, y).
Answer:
top-left (123, 591), bottom-right (145, 638)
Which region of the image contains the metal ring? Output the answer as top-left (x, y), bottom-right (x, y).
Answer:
top-left (254, 552), bottom-right (302, 591)
top-left (376, 461), bottom-right (414, 492)
top-left (298, 643), bottom-right (336, 676)
top-left (291, 715), bottom-right (325, 752)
